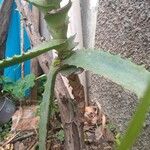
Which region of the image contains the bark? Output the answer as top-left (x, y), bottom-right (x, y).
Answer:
top-left (30, 6), bottom-right (41, 102)
top-left (55, 74), bottom-right (85, 150)
top-left (0, 0), bottom-right (13, 75)
top-left (67, 74), bottom-right (85, 149)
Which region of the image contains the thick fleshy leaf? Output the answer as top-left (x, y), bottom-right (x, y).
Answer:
top-left (39, 64), bottom-right (76, 150)
top-left (45, 0), bottom-right (72, 39)
top-left (64, 49), bottom-right (150, 97)
top-left (0, 39), bottom-right (65, 69)
top-left (26, 0), bottom-right (60, 13)
top-left (118, 82), bottom-right (150, 150)
top-left (56, 35), bottom-right (78, 60)
top-left (39, 64), bottom-right (58, 150)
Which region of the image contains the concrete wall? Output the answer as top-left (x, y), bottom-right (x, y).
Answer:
top-left (81, 0), bottom-right (150, 149)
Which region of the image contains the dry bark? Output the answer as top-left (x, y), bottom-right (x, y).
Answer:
top-left (56, 74), bottom-right (85, 150)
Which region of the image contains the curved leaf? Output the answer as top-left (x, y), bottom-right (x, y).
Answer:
top-left (118, 82), bottom-right (150, 150)
top-left (56, 35), bottom-right (78, 60)
top-left (64, 49), bottom-right (150, 97)
top-left (39, 64), bottom-right (58, 150)
top-left (45, 0), bottom-right (72, 39)
top-left (26, 0), bottom-right (57, 13)
top-left (0, 39), bottom-right (65, 69)
top-left (39, 64), bottom-right (76, 150)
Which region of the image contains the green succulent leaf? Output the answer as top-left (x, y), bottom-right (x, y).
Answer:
top-left (0, 39), bottom-right (66, 69)
top-left (63, 49), bottom-right (150, 97)
top-left (45, 0), bottom-right (72, 39)
top-left (118, 82), bottom-right (150, 150)
top-left (1, 74), bottom-right (35, 99)
top-left (39, 63), bottom-right (58, 150)
top-left (56, 35), bottom-right (78, 60)
top-left (26, 0), bottom-right (58, 13)
top-left (39, 63), bottom-right (76, 150)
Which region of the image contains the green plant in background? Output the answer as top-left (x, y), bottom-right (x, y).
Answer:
top-left (56, 129), bottom-right (65, 142)
top-left (0, 0), bottom-right (150, 150)
top-left (107, 122), bottom-right (122, 147)
top-left (36, 75), bottom-right (47, 103)
top-left (107, 122), bottom-right (117, 133)
top-left (0, 74), bottom-right (35, 100)
top-left (0, 120), bottom-right (12, 141)
top-left (115, 133), bottom-right (121, 146)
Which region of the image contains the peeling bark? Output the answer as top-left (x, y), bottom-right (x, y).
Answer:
top-left (55, 74), bottom-right (85, 150)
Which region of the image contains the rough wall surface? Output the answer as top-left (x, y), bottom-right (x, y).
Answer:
top-left (88, 0), bottom-right (150, 149)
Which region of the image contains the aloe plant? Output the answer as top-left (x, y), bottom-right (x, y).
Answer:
top-left (0, 39), bottom-right (69, 69)
top-left (0, 0), bottom-right (150, 150)
top-left (117, 82), bottom-right (150, 150)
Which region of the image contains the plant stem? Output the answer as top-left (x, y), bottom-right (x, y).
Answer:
top-left (45, 1), bottom-right (86, 149)
top-left (39, 63), bottom-right (58, 150)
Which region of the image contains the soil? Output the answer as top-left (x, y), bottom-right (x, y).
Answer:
top-left (0, 103), bottom-right (116, 150)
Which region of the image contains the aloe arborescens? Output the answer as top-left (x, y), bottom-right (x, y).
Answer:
top-left (0, 0), bottom-right (150, 150)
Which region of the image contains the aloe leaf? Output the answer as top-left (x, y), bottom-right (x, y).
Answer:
top-left (63, 49), bottom-right (150, 97)
top-left (39, 64), bottom-right (58, 150)
top-left (39, 64), bottom-right (76, 150)
top-left (26, 0), bottom-right (58, 13)
top-left (117, 82), bottom-right (150, 150)
top-left (0, 39), bottom-right (66, 69)
top-left (45, 0), bottom-right (72, 39)
top-left (56, 35), bottom-right (78, 60)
